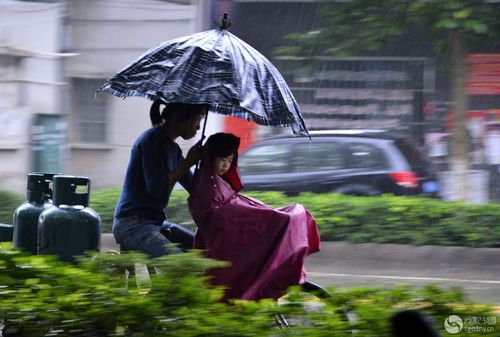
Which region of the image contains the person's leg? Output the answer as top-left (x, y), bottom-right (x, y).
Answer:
top-left (133, 225), bottom-right (182, 257)
top-left (160, 221), bottom-right (195, 251)
top-left (113, 216), bottom-right (182, 258)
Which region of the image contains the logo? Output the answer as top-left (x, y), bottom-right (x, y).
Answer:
top-left (445, 315), bottom-right (464, 334)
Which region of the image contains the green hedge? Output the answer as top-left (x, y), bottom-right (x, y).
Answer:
top-left (0, 190), bottom-right (23, 224)
top-left (0, 244), bottom-right (497, 337)
top-left (2, 188), bottom-right (500, 247)
top-left (245, 192), bottom-right (500, 248)
top-left (90, 188), bottom-right (500, 247)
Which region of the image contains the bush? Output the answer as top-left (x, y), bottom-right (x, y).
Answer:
top-left (93, 189), bottom-right (500, 247)
top-left (0, 244), bottom-right (497, 337)
top-left (0, 190), bottom-right (23, 224)
top-left (7, 187), bottom-right (500, 247)
top-left (89, 187), bottom-right (120, 233)
top-left (231, 191), bottom-right (500, 247)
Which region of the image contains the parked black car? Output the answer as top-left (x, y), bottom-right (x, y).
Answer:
top-left (237, 130), bottom-right (440, 197)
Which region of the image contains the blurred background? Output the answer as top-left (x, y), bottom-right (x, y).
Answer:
top-left (0, 0), bottom-right (499, 203)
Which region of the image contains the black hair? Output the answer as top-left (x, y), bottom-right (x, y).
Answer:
top-left (149, 99), bottom-right (208, 127)
top-left (149, 99), bottom-right (164, 126)
top-left (206, 133), bottom-right (240, 160)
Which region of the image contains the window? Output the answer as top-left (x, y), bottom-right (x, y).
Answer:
top-left (72, 79), bottom-right (108, 143)
top-left (238, 143), bottom-right (290, 174)
top-left (394, 138), bottom-right (431, 171)
top-left (292, 141), bottom-right (346, 172)
top-left (347, 143), bottom-right (387, 168)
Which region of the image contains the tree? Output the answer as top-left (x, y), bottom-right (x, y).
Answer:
top-left (275, 0), bottom-right (500, 201)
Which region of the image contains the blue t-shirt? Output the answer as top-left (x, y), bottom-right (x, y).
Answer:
top-left (114, 127), bottom-right (193, 223)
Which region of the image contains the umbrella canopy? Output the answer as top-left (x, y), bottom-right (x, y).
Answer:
top-left (97, 25), bottom-right (309, 137)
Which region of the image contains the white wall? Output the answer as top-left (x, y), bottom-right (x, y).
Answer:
top-left (0, 0), bottom-right (221, 193)
top-left (64, 0), bottom-right (211, 190)
top-left (66, 0), bottom-right (199, 78)
top-left (0, 0), bottom-right (64, 193)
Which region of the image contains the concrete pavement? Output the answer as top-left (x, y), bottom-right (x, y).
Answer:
top-left (101, 233), bottom-right (120, 252)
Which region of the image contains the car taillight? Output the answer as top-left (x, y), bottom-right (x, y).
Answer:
top-left (390, 171), bottom-right (418, 188)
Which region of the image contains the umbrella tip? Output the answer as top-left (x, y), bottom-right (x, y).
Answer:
top-left (217, 12), bottom-right (232, 30)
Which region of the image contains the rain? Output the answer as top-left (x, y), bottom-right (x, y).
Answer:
top-left (0, 1), bottom-right (499, 336)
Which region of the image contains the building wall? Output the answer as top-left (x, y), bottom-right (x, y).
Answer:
top-left (0, 0), bottom-right (216, 194)
top-left (0, 0), bottom-right (65, 193)
top-left (64, 0), bottom-right (207, 190)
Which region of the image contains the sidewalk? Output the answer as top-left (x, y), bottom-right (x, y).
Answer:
top-left (101, 233), bottom-right (120, 252)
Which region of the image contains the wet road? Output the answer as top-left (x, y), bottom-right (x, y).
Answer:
top-left (305, 241), bottom-right (500, 306)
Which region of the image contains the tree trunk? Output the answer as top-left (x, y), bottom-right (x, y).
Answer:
top-left (448, 31), bottom-right (469, 201)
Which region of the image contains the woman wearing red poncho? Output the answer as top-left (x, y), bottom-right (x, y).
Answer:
top-left (188, 132), bottom-right (320, 302)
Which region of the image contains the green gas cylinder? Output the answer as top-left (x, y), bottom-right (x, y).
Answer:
top-left (12, 173), bottom-right (55, 254)
top-left (38, 175), bottom-right (101, 263)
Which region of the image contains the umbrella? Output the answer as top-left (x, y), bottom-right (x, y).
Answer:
top-left (96, 14), bottom-right (309, 138)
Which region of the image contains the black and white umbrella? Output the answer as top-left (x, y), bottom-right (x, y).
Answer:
top-left (97, 14), bottom-right (309, 138)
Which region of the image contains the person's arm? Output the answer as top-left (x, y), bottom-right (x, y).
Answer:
top-left (168, 159), bottom-right (194, 192)
top-left (167, 141), bottom-right (202, 191)
top-left (178, 168), bottom-right (194, 193)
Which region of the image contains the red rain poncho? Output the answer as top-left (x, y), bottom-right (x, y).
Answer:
top-left (188, 152), bottom-right (320, 301)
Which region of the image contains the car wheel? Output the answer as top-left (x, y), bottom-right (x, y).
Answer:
top-left (333, 184), bottom-right (382, 196)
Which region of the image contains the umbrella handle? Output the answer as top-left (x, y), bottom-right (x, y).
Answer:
top-left (196, 109), bottom-right (209, 170)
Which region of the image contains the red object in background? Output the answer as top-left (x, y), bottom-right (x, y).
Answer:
top-left (389, 171), bottom-right (418, 188)
top-left (444, 109), bottom-right (500, 131)
top-left (223, 116), bottom-right (257, 152)
top-left (444, 110), bottom-right (455, 130)
top-left (466, 54), bottom-right (500, 95)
